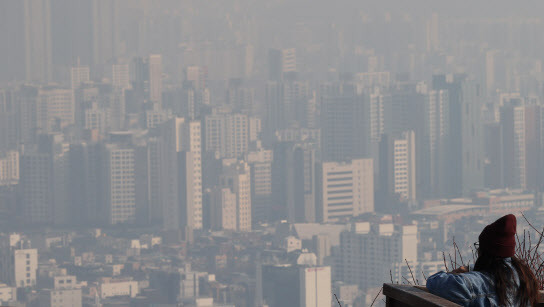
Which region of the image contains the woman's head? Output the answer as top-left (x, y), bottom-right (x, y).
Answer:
top-left (474, 214), bottom-right (539, 306)
top-left (477, 214), bottom-right (516, 258)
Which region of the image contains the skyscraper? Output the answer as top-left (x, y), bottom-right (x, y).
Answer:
top-left (20, 135), bottom-right (68, 225)
top-left (160, 118), bottom-right (202, 241)
top-left (148, 54), bottom-right (162, 103)
top-left (433, 75), bottom-right (484, 196)
top-left (0, 90), bottom-right (18, 151)
top-left (422, 89), bottom-right (450, 198)
top-left (247, 147), bottom-right (273, 224)
top-left (321, 87), bottom-right (367, 161)
top-left (103, 143), bottom-right (137, 224)
top-left (378, 131), bottom-right (417, 210)
top-left (499, 99), bottom-right (541, 190)
top-left (23, 0), bottom-right (52, 83)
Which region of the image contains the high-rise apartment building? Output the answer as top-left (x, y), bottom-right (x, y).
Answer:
top-left (0, 151), bottom-right (19, 186)
top-left (37, 88), bottom-right (75, 133)
top-left (316, 159), bottom-right (374, 222)
top-left (218, 160), bottom-right (252, 231)
top-left (247, 147), bottom-right (273, 224)
top-left (204, 109), bottom-right (250, 159)
top-left (160, 118), bottom-right (202, 241)
top-left (378, 131), bottom-right (417, 208)
top-left (209, 187), bottom-right (237, 231)
top-left (103, 144), bottom-right (137, 225)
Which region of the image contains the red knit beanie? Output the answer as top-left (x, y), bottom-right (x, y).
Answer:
top-left (478, 214), bottom-right (517, 258)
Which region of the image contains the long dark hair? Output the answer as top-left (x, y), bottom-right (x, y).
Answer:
top-left (473, 252), bottom-right (539, 306)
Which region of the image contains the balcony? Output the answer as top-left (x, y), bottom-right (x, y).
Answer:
top-left (383, 283), bottom-right (544, 306)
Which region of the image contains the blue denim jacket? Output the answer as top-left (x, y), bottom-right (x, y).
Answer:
top-left (426, 258), bottom-right (526, 307)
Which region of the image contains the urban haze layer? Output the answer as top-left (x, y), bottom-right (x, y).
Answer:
top-left (0, 1), bottom-right (543, 307)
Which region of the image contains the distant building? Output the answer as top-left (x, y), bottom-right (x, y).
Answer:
top-left (320, 89), bottom-right (367, 161)
top-left (160, 118), bottom-right (203, 241)
top-left (148, 54), bottom-right (162, 103)
top-left (247, 147), bottom-right (273, 224)
top-left (37, 88), bottom-right (75, 133)
top-left (0, 235), bottom-right (38, 288)
top-left (0, 151), bottom-right (19, 186)
top-left (317, 159), bottom-right (374, 222)
top-left (334, 223), bottom-right (417, 291)
top-left (378, 131), bottom-right (417, 209)
top-left (214, 160), bottom-right (252, 231)
top-left (98, 278), bottom-right (139, 299)
top-left (103, 144), bottom-right (137, 224)
top-left (261, 253), bottom-right (331, 307)
top-left (70, 62), bottom-right (90, 90)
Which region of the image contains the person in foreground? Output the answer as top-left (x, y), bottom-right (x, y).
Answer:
top-left (426, 214), bottom-right (539, 306)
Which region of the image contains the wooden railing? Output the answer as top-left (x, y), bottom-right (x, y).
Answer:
top-left (383, 283), bottom-right (544, 306)
top-left (382, 284), bottom-right (462, 307)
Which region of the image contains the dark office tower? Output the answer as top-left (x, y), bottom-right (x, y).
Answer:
top-left (525, 104), bottom-right (541, 192)
top-left (0, 1), bottom-right (25, 83)
top-left (23, 0), bottom-right (53, 83)
top-left (17, 86), bottom-right (39, 146)
top-left (0, 90), bottom-right (18, 151)
top-left (483, 123), bottom-right (502, 189)
top-left (272, 142), bottom-right (317, 223)
top-left (321, 85), bottom-right (367, 162)
top-left (20, 134), bottom-right (68, 225)
top-left (50, 0), bottom-right (93, 80)
top-left (92, 0), bottom-right (119, 73)
top-left (421, 89), bottom-right (450, 198)
top-left (268, 49), bottom-right (283, 81)
top-left (288, 144), bottom-right (317, 223)
top-left (499, 100), bottom-right (541, 191)
top-left (264, 81), bottom-right (284, 144)
top-left (67, 142), bottom-right (104, 226)
top-left (433, 75), bottom-right (484, 197)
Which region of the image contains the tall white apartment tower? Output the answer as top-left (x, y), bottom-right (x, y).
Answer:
top-left (317, 159), bottom-right (374, 222)
top-left (393, 131), bottom-right (417, 202)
